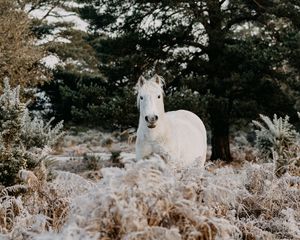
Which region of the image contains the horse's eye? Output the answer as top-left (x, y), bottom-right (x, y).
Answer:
top-left (158, 95), bottom-right (161, 99)
top-left (140, 96), bottom-right (143, 100)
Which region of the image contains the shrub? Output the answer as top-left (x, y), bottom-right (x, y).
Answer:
top-left (0, 80), bottom-right (63, 186)
top-left (0, 163), bottom-right (93, 237)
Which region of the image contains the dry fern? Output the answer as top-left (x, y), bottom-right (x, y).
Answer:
top-left (0, 152), bottom-right (299, 239)
top-left (253, 114), bottom-right (300, 176)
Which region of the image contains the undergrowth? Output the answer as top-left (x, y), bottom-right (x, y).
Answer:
top-left (33, 112), bottom-right (299, 239)
top-left (0, 154), bottom-right (298, 240)
top-left (0, 91), bottom-right (299, 240)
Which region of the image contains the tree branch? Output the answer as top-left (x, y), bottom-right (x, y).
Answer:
top-left (223, 13), bottom-right (260, 32)
top-left (252, 0), bottom-right (266, 9)
top-left (40, 5), bottom-right (57, 20)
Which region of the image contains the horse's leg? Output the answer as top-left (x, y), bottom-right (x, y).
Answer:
top-left (135, 144), bottom-right (143, 160)
top-left (136, 140), bottom-right (152, 160)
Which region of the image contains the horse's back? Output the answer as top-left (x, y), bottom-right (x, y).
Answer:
top-left (166, 110), bottom-right (206, 136)
top-left (166, 110), bottom-right (207, 166)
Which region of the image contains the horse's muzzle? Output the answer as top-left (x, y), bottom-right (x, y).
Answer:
top-left (145, 115), bottom-right (158, 128)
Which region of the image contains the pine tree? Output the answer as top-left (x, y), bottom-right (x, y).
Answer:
top-left (76, 0), bottom-right (299, 161)
top-left (32, 10), bottom-right (139, 128)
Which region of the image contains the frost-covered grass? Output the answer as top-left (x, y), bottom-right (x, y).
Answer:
top-left (0, 129), bottom-right (300, 240)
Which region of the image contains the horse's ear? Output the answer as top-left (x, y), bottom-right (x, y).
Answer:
top-left (153, 74), bottom-right (160, 84)
top-left (137, 75), bottom-right (146, 88)
top-left (153, 74), bottom-right (164, 87)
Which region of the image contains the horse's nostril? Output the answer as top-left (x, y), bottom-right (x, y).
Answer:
top-left (145, 115), bottom-right (158, 123)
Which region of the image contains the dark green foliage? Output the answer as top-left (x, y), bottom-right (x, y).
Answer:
top-left (43, 67), bottom-right (138, 129)
top-left (165, 87), bottom-right (208, 123)
top-left (33, 17), bottom-right (141, 129)
top-left (44, 68), bottom-right (107, 123)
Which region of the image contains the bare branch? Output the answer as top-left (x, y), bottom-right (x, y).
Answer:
top-left (252, 0), bottom-right (266, 9)
top-left (48, 13), bottom-right (77, 18)
top-left (40, 5), bottom-right (56, 20)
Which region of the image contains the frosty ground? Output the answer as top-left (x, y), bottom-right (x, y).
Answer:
top-left (1, 128), bottom-right (299, 240)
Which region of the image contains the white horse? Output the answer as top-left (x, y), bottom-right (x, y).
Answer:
top-left (135, 74), bottom-right (207, 168)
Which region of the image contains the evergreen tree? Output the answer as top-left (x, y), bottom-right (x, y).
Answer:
top-left (39, 27), bottom-right (106, 124)
top-left (268, 1), bottom-right (300, 111)
top-left (76, 0), bottom-right (299, 161)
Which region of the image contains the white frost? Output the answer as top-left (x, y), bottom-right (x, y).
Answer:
top-left (40, 54), bottom-right (62, 69)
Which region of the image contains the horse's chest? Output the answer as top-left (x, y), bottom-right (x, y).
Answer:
top-left (136, 126), bottom-right (178, 159)
top-left (143, 135), bottom-right (176, 158)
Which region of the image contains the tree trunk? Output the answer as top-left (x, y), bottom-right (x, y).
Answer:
top-left (204, 1), bottom-right (232, 162)
top-left (211, 126), bottom-right (231, 161)
top-left (209, 98), bottom-right (232, 162)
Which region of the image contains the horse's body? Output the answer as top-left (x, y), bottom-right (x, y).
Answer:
top-left (135, 75), bottom-right (207, 167)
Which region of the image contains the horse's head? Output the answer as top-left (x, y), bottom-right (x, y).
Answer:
top-left (136, 74), bottom-right (165, 129)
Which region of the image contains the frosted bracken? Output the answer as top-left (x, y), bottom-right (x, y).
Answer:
top-left (1, 148), bottom-right (300, 239)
